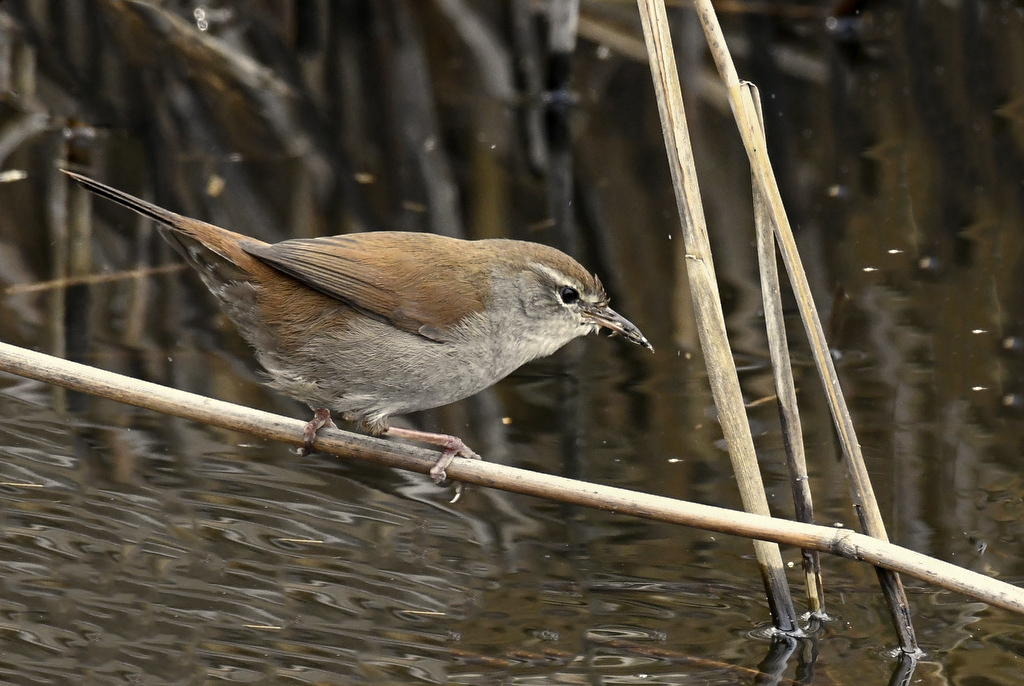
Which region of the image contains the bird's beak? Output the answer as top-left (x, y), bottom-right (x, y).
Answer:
top-left (581, 304), bottom-right (654, 352)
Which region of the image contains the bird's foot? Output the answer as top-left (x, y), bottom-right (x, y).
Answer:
top-left (383, 426), bottom-right (480, 485)
top-left (427, 439), bottom-right (480, 485)
top-left (299, 408), bottom-right (337, 455)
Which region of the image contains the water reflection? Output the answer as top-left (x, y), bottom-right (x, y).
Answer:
top-left (0, 0), bottom-right (1022, 683)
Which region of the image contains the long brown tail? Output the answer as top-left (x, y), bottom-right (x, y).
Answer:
top-left (62, 168), bottom-right (292, 353)
top-left (60, 169), bottom-right (266, 265)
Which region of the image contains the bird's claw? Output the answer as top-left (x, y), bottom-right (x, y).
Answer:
top-left (428, 442), bottom-right (479, 485)
top-left (299, 408), bottom-right (336, 455)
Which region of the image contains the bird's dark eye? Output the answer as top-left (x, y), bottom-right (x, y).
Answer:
top-left (558, 285), bottom-right (580, 305)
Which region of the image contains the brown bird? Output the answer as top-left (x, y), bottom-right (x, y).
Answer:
top-left (64, 170), bottom-right (652, 483)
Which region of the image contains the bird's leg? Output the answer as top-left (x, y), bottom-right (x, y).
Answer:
top-left (300, 408), bottom-right (337, 455)
top-left (383, 426), bottom-right (480, 483)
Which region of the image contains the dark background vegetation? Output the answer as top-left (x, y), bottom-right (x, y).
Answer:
top-left (0, 1), bottom-right (1022, 683)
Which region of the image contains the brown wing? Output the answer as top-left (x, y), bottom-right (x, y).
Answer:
top-left (241, 231), bottom-right (490, 340)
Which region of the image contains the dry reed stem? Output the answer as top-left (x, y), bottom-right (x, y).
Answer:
top-left (747, 84), bottom-right (824, 614)
top-left (690, 0), bottom-right (918, 651)
top-left (0, 340), bottom-right (1021, 616)
top-left (635, 0), bottom-right (797, 630)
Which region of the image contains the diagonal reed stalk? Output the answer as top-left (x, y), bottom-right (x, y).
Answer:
top-left (683, 0), bottom-right (918, 651)
top-left (0, 339), bottom-right (1022, 616)
top-left (635, 0), bottom-right (798, 632)
top-left (747, 84), bottom-right (825, 615)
